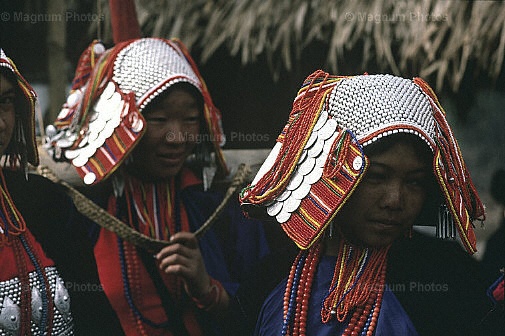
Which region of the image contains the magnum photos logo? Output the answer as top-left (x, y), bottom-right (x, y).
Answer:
top-left (0, 11), bottom-right (105, 24)
top-left (164, 131), bottom-right (270, 144)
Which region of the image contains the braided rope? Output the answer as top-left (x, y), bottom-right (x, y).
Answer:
top-left (37, 164), bottom-right (251, 252)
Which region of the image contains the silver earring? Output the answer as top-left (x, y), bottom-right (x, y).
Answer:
top-left (437, 204), bottom-right (456, 239)
top-left (124, 154), bottom-right (134, 165)
top-left (112, 174), bottom-right (125, 198)
top-left (14, 119), bottom-right (28, 179)
top-left (188, 140), bottom-right (217, 191)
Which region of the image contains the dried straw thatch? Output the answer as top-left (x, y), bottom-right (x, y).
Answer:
top-left (93, 0), bottom-right (505, 92)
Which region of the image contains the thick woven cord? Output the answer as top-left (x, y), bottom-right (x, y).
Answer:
top-left (37, 164), bottom-right (250, 252)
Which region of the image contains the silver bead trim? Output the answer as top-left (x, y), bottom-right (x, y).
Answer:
top-left (0, 267), bottom-right (74, 336)
top-left (112, 39), bottom-right (202, 112)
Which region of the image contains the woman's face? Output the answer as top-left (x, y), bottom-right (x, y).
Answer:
top-left (128, 87), bottom-right (201, 181)
top-left (334, 140), bottom-right (431, 248)
top-left (0, 74), bottom-right (17, 157)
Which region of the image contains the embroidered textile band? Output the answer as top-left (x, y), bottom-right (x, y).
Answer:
top-left (240, 71), bottom-right (485, 253)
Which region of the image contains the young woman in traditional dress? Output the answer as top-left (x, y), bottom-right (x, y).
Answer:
top-left (0, 49), bottom-right (122, 335)
top-left (44, 38), bottom-right (270, 336)
top-left (236, 71), bottom-right (499, 335)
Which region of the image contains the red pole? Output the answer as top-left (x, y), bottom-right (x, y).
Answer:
top-left (109, 0), bottom-right (141, 44)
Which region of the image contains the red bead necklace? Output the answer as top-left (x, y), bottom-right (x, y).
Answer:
top-left (282, 237), bottom-right (389, 335)
top-left (0, 169), bottom-right (55, 334)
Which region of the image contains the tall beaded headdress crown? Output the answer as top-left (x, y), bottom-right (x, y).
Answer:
top-left (240, 70), bottom-right (484, 253)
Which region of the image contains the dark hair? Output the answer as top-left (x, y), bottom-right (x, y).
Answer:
top-left (142, 81), bottom-right (204, 116)
top-left (1, 66), bottom-right (17, 84)
top-left (0, 67), bottom-right (28, 161)
top-left (490, 168), bottom-right (505, 206)
top-left (363, 133), bottom-right (442, 226)
top-left (363, 133), bottom-right (433, 165)
top-left (1, 67), bottom-right (23, 108)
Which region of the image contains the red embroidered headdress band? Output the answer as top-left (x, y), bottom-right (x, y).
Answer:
top-left (240, 70), bottom-right (485, 253)
top-left (0, 49), bottom-right (39, 167)
top-left (44, 38), bottom-right (228, 185)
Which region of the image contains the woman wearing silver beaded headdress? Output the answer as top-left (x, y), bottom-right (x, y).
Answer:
top-left (44, 38), bottom-right (270, 336)
top-left (0, 49), bottom-right (122, 335)
top-left (235, 70), bottom-right (500, 335)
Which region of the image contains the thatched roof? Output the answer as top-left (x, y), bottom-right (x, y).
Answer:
top-left (94, 0), bottom-right (505, 92)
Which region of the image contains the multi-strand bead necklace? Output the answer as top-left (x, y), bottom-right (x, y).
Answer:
top-left (0, 170), bottom-right (54, 335)
top-left (115, 174), bottom-right (188, 334)
top-left (282, 236), bottom-right (389, 335)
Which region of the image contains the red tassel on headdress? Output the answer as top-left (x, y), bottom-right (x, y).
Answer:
top-left (71, 40), bottom-right (105, 90)
top-left (109, 0), bottom-right (141, 44)
top-left (413, 77), bottom-right (485, 254)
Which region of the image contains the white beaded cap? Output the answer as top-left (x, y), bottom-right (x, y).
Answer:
top-left (112, 38), bottom-right (201, 112)
top-left (327, 74), bottom-right (436, 149)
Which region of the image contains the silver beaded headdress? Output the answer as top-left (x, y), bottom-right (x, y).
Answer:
top-left (45, 38), bottom-right (227, 185)
top-left (0, 49), bottom-right (39, 168)
top-left (326, 74), bottom-right (435, 148)
top-left (112, 38), bottom-right (201, 112)
top-left (240, 70), bottom-right (484, 253)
